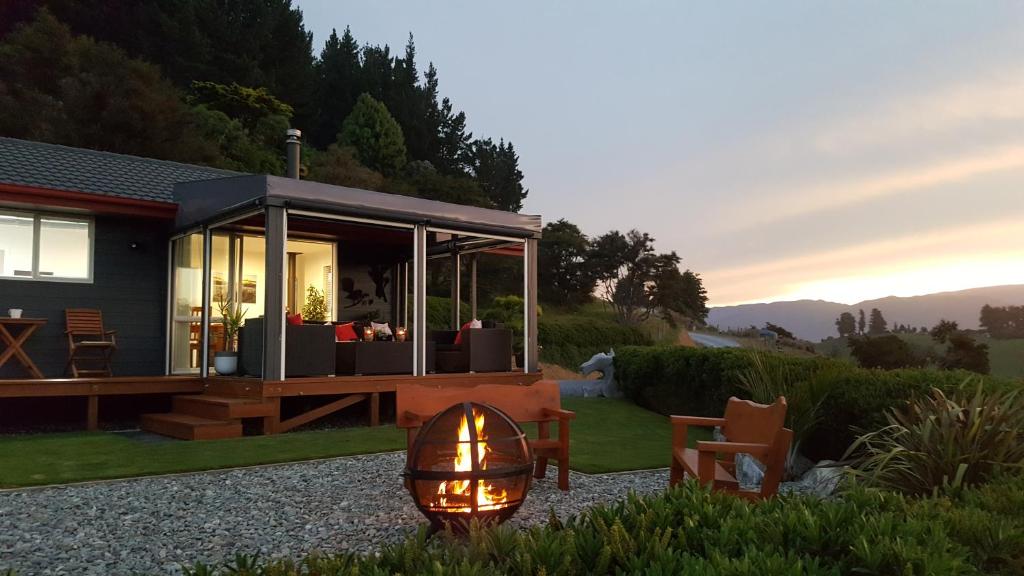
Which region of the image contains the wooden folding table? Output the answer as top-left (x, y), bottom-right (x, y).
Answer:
top-left (0, 318), bottom-right (47, 379)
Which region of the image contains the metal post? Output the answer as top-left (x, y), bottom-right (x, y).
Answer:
top-left (200, 227), bottom-right (212, 378)
top-left (413, 225), bottom-right (428, 376)
top-left (470, 254), bottom-right (478, 321)
top-left (523, 238), bottom-right (539, 373)
top-left (450, 248), bottom-right (461, 329)
top-left (403, 261), bottom-right (410, 328)
top-left (264, 205), bottom-right (288, 380)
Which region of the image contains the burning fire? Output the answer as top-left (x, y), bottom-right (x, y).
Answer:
top-left (432, 408), bottom-right (510, 512)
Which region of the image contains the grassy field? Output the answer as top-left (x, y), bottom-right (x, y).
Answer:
top-left (0, 397), bottom-right (703, 488)
top-left (814, 334), bottom-right (1024, 380)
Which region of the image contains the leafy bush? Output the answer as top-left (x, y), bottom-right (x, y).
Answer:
top-left (739, 352), bottom-right (832, 476)
top-left (178, 475), bottom-right (1024, 576)
top-left (426, 296), bottom-right (470, 330)
top-left (848, 334), bottom-right (926, 369)
top-left (301, 286), bottom-right (327, 323)
top-left (615, 346), bottom-right (1015, 460)
top-left (538, 313), bottom-right (650, 370)
top-left (845, 383), bottom-right (1024, 496)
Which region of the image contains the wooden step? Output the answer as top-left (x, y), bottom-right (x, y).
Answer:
top-left (140, 413), bottom-right (242, 441)
top-left (173, 395), bottom-right (276, 420)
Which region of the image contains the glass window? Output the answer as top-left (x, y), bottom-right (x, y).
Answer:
top-left (0, 212), bottom-right (33, 277)
top-left (39, 217), bottom-right (91, 279)
top-left (0, 210), bottom-right (92, 281)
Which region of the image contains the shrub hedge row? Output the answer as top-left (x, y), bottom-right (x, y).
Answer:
top-left (180, 474), bottom-right (1024, 575)
top-left (613, 346), bottom-right (1016, 460)
top-left (538, 314), bottom-right (651, 369)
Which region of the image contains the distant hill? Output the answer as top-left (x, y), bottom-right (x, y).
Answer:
top-left (708, 285), bottom-right (1024, 342)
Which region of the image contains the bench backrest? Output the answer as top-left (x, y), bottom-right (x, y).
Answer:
top-left (65, 308), bottom-right (106, 337)
top-left (722, 396), bottom-right (787, 445)
top-left (722, 395), bottom-right (791, 497)
top-left (396, 380), bottom-right (561, 428)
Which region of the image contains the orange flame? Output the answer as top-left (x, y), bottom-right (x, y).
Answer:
top-left (432, 408), bottom-right (509, 512)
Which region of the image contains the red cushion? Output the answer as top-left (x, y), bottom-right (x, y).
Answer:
top-left (335, 322), bottom-right (358, 342)
top-left (287, 313), bottom-right (303, 325)
top-left (453, 321), bottom-right (474, 345)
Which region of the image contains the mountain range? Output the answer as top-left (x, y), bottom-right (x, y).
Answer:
top-left (707, 285), bottom-right (1024, 342)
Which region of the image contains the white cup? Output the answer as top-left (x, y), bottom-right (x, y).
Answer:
top-left (9, 309), bottom-right (22, 319)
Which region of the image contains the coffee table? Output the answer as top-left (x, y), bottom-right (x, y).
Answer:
top-left (0, 318), bottom-right (47, 379)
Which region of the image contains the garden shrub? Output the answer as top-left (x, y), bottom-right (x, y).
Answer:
top-left (179, 474), bottom-right (1024, 576)
top-left (846, 383), bottom-right (1024, 496)
top-left (614, 346), bottom-right (1017, 460)
top-left (538, 314), bottom-right (650, 369)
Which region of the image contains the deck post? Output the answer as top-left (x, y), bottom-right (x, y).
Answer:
top-left (524, 238), bottom-right (539, 373)
top-left (470, 254), bottom-right (478, 320)
top-left (86, 395), bottom-right (98, 431)
top-left (264, 205), bottom-right (288, 380)
top-left (413, 224), bottom-right (428, 375)
top-left (200, 226), bottom-right (212, 378)
top-left (450, 247), bottom-right (461, 328)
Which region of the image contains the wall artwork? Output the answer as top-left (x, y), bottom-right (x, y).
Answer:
top-left (241, 274), bottom-right (257, 304)
top-left (212, 271), bottom-right (226, 303)
top-left (339, 263), bottom-right (392, 322)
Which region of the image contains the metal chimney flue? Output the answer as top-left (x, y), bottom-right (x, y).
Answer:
top-left (285, 128), bottom-right (302, 179)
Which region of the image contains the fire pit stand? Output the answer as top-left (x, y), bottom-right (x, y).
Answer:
top-left (404, 402), bottom-right (534, 532)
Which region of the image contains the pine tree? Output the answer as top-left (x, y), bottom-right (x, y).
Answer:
top-left (835, 312), bottom-right (856, 337)
top-left (312, 26), bottom-right (360, 147)
top-left (868, 308), bottom-right (888, 335)
top-left (338, 93), bottom-right (407, 175)
top-left (857, 309), bottom-right (866, 334)
top-left (472, 138), bottom-right (528, 211)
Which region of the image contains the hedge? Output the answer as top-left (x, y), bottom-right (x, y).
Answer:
top-left (614, 346), bottom-right (1017, 460)
top-left (177, 474), bottom-right (1024, 575)
top-left (538, 314), bottom-right (651, 370)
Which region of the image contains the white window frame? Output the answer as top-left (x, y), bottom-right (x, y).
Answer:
top-left (0, 208), bottom-right (95, 283)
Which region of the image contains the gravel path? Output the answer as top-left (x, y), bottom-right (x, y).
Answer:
top-left (0, 452), bottom-right (667, 576)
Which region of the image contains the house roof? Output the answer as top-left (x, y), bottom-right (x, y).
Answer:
top-left (0, 137), bottom-right (240, 203)
top-left (175, 175), bottom-right (543, 239)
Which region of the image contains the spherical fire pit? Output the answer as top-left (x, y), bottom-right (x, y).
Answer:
top-left (404, 402), bottom-right (534, 531)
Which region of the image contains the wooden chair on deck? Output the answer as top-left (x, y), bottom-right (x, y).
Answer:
top-left (670, 396), bottom-right (791, 500)
top-left (65, 308), bottom-right (117, 377)
top-left (396, 380), bottom-right (576, 490)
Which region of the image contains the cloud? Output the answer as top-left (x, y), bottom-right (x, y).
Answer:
top-left (704, 217), bottom-right (1024, 305)
top-left (812, 72), bottom-right (1024, 155)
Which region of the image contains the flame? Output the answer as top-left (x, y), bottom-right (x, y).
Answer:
top-left (432, 408), bottom-right (510, 512)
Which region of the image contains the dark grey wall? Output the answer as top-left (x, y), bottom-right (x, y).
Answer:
top-left (0, 215), bottom-right (170, 378)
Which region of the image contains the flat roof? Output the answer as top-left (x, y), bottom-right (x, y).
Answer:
top-left (174, 175), bottom-right (542, 238)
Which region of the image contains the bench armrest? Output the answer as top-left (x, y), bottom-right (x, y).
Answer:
top-left (400, 410), bottom-right (432, 427)
top-left (542, 407), bottom-right (576, 420)
top-left (105, 330), bottom-right (117, 335)
top-left (696, 440), bottom-right (770, 457)
top-left (670, 416), bottom-right (725, 427)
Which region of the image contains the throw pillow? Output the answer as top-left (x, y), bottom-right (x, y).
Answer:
top-left (335, 322), bottom-right (358, 342)
top-left (454, 319), bottom-right (482, 345)
top-left (371, 321), bottom-right (393, 338)
top-left (287, 313), bottom-right (303, 325)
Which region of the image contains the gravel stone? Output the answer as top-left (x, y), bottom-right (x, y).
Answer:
top-left (0, 452), bottom-right (667, 576)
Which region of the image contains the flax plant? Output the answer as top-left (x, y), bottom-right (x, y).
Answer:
top-left (844, 381), bottom-right (1024, 496)
top-left (738, 351), bottom-right (830, 478)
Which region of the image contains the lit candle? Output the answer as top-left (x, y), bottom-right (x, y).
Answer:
top-left (363, 326), bottom-right (375, 341)
top-left (396, 326), bottom-right (407, 342)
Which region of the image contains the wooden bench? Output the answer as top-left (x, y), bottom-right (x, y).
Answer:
top-left (396, 380), bottom-right (576, 490)
top-left (670, 396), bottom-right (792, 500)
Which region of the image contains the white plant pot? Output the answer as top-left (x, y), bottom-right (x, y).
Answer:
top-left (214, 352), bottom-right (238, 376)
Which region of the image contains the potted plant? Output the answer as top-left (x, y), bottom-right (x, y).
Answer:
top-left (302, 286), bottom-right (328, 324)
top-left (215, 296), bottom-right (247, 375)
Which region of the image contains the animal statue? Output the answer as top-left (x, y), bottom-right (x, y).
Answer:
top-left (578, 349), bottom-right (618, 397)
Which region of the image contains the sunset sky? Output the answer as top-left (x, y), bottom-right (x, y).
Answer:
top-left (297, 1), bottom-right (1024, 306)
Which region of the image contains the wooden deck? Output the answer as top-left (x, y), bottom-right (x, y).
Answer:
top-left (1, 371), bottom-right (544, 437)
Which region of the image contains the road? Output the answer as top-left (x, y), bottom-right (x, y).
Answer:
top-left (689, 332), bottom-right (742, 348)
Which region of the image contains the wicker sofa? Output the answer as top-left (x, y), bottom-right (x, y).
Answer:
top-left (429, 327), bottom-right (513, 373)
top-left (238, 317), bottom-right (335, 377)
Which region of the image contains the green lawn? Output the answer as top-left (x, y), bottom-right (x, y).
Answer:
top-left (0, 397), bottom-right (701, 488)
